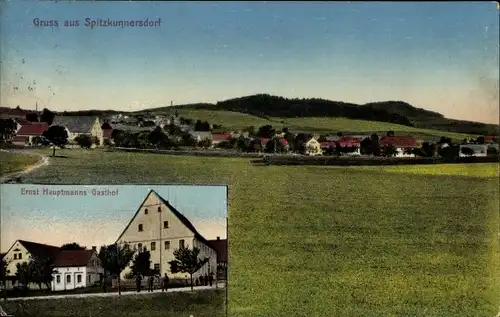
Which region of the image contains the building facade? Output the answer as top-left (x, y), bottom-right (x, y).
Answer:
top-left (51, 249), bottom-right (104, 291)
top-left (115, 190), bottom-right (218, 280)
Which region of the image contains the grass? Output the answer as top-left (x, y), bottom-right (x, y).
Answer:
top-left (21, 149), bottom-right (500, 317)
top-left (154, 109), bottom-right (478, 141)
top-left (2, 289), bottom-right (226, 317)
top-left (0, 151), bottom-right (40, 176)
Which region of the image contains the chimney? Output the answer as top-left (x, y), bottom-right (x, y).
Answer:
top-left (216, 237), bottom-right (220, 241)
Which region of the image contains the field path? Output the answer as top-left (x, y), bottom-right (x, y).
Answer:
top-left (0, 150), bottom-right (49, 183)
top-left (1, 283), bottom-right (225, 302)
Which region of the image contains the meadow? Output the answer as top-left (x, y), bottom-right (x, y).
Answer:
top-left (155, 109), bottom-right (477, 141)
top-left (1, 289), bottom-right (226, 317)
top-left (0, 151), bottom-right (40, 176)
top-left (17, 149), bottom-right (500, 317)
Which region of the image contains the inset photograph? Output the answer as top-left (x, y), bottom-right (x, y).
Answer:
top-left (0, 184), bottom-right (227, 317)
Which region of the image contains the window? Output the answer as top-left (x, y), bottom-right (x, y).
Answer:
top-left (179, 239), bottom-right (185, 249)
top-left (145, 208), bottom-right (148, 215)
top-left (154, 263), bottom-right (160, 271)
top-left (138, 224), bottom-right (143, 232)
top-left (151, 242), bottom-right (156, 251)
top-left (88, 275), bottom-right (91, 283)
top-left (56, 275), bottom-right (61, 284)
top-left (66, 275), bottom-right (71, 284)
top-left (163, 221), bottom-right (169, 228)
top-left (18, 253), bottom-right (22, 260)
top-left (77, 274), bottom-right (82, 283)
top-left (138, 243), bottom-right (143, 251)
top-left (164, 241), bottom-right (170, 250)
top-left (14, 254), bottom-right (17, 260)
top-left (158, 207), bottom-right (162, 212)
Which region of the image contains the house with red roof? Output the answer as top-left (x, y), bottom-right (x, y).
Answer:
top-left (379, 136), bottom-right (418, 157)
top-left (211, 132), bottom-right (232, 147)
top-left (11, 122), bottom-right (49, 146)
top-left (51, 248), bottom-right (103, 291)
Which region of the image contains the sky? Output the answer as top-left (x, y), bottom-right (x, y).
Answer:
top-left (0, 1), bottom-right (498, 124)
top-left (0, 184), bottom-right (227, 252)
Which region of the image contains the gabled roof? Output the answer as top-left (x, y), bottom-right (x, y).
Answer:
top-left (380, 136), bottom-right (417, 148)
top-left (12, 240), bottom-right (60, 259)
top-left (207, 238), bottom-right (227, 263)
top-left (320, 141), bottom-right (337, 148)
top-left (212, 133), bottom-right (231, 142)
top-left (115, 190), bottom-right (216, 251)
top-left (52, 249), bottom-right (95, 267)
top-left (16, 123), bottom-right (48, 136)
top-left (51, 116), bottom-right (99, 133)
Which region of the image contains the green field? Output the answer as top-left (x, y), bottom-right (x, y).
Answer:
top-left (2, 289), bottom-right (226, 317)
top-left (0, 151), bottom-right (40, 176)
top-left (153, 109), bottom-right (477, 141)
top-left (19, 149), bottom-right (500, 317)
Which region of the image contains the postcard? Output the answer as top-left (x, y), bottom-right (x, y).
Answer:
top-left (0, 1), bottom-right (499, 317)
top-left (0, 184), bottom-right (227, 317)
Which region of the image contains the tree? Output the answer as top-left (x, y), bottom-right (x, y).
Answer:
top-left (131, 250), bottom-right (152, 278)
top-left (111, 129), bottom-right (126, 147)
top-left (284, 132), bottom-right (296, 151)
top-left (29, 255), bottom-right (56, 290)
top-left (247, 138), bottom-right (262, 152)
top-left (61, 243), bottom-right (85, 250)
top-left (256, 125), bottom-right (275, 139)
top-left (198, 138), bottom-right (212, 148)
top-left (360, 137), bottom-right (373, 155)
top-left (26, 112), bottom-right (39, 122)
top-left (337, 132), bottom-right (343, 137)
top-left (460, 146), bottom-right (474, 157)
top-left (382, 144), bottom-right (398, 157)
top-left (475, 136), bottom-right (485, 144)
top-left (370, 134), bottom-right (381, 156)
top-left (242, 126), bottom-right (256, 136)
top-left (487, 146), bottom-right (498, 156)
top-left (98, 243), bottom-right (135, 295)
top-left (168, 246), bottom-right (208, 291)
top-left (74, 134), bottom-right (93, 149)
top-left (1, 258), bottom-right (10, 300)
top-left (0, 118), bottom-right (17, 142)
top-left (438, 145), bottom-right (459, 159)
top-left (180, 133), bottom-right (197, 147)
top-left (40, 108), bottom-right (55, 125)
top-left (419, 142), bottom-right (436, 157)
top-left (236, 136), bottom-right (250, 152)
top-left (148, 127), bottom-right (170, 149)
top-left (386, 130), bottom-right (395, 136)
top-left (42, 125), bottom-right (69, 156)
top-left (15, 262), bottom-right (31, 289)
top-left (294, 133), bottom-right (309, 154)
top-left (265, 137), bottom-right (285, 153)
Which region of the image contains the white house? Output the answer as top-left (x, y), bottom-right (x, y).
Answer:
top-left (51, 248), bottom-right (104, 291)
top-left (115, 190), bottom-right (218, 280)
top-left (305, 138), bottom-right (323, 156)
top-left (459, 144), bottom-right (488, 157)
